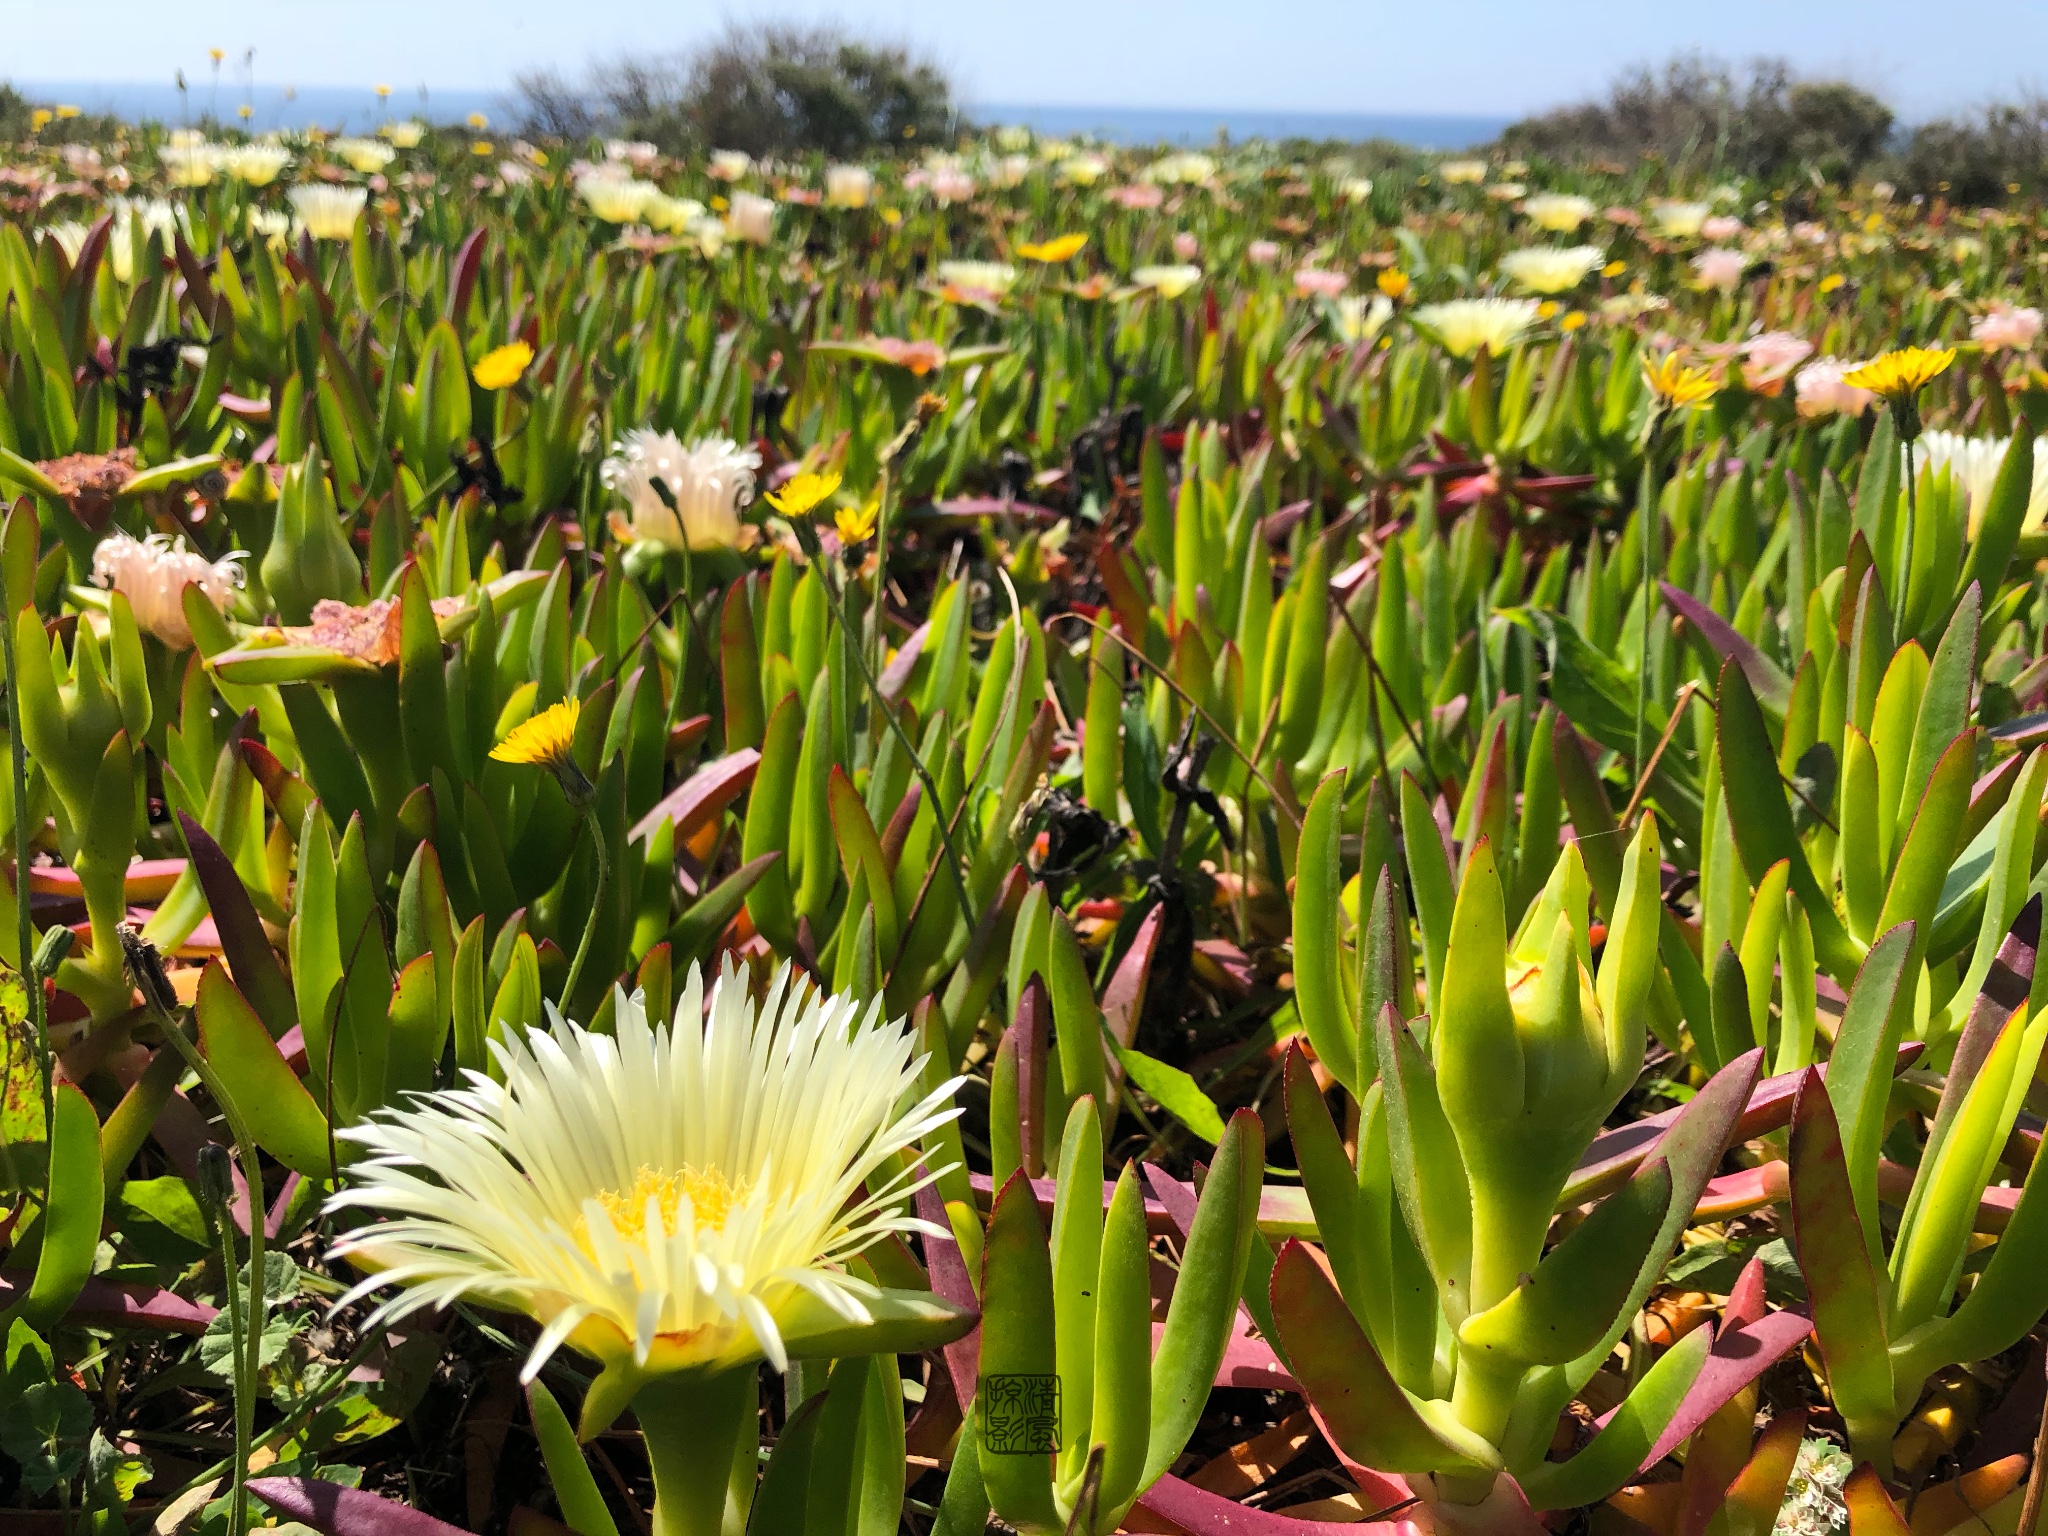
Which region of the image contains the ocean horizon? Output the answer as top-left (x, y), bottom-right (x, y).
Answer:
top-left (14, 78), bottom-right (1511, 149)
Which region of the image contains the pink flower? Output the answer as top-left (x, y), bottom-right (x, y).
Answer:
top-left (931, 169), bottom-right (976, 204)
top-left (1693, 247), bottom-right (1747, 291)
top-left (1107, 184), bottom-right (1164, 211)
top-left (1293, 267), bottom-right (1347, 299)
top-left (1741, 330), bottom-right (1814, 394)
top-left (1701, 214), bottom-right (1745, 241)
top-left (1247, 239), bottom-right (1280, 266)
top-left (1972, 302), bottom-right (2044, 351)
top-left (1173, 231), bottom-right (1199, 261)
top-left (1795, 358), bottom-right (1876, 419)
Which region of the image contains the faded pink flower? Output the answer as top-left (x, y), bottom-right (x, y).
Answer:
top-left (1741, 331), bottom-right (1815, 394)
top-left (1693, 247), bottom-right (1747, 291)
top-left (1107, 184), bottom-right (1164, 211)
top-left (91, 532), bottom-right (244, 649)
top-left (1972, 302), bottom-right (2044, 351)
top-left (1172, 231), bottom-right (1200, 261)
top-left (931, 169), bottom-right (976, 204)
top-left (1795, 358), bottom-right (1876, 419)
top-left (1293, 267), bottom-right (1347, 299)
top-left (1701, 214), bottom-right (1745, 241)
top-left (1247, 239), bottom-right (1281, 266)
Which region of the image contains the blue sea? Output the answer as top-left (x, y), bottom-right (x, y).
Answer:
top-left (16, 78), bottom-right (1510, 149)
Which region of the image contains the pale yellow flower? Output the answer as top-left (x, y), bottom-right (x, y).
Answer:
top-left (328, 961), bottom-right (964, 1381)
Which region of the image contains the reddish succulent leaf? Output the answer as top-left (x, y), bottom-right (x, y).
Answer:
top-left (1842, 1466), bottom-right (1911, 1536)
top-left (249, 1477), bottom-right (476, 1535)
top-left (1563, 1044), bottom-right (1922, 1208)
top-left (627, 748), bottom-right (759, 844)
top-left (0, 1269), bottom-right (216, 1333)
top-left (913, 1179), bottom-right (980, 1410)
top-left (445, 228), bottom-right (488, 324)
top-left (1789, 1070), bottom-right (1896, 1470)
top-left (1713, 1407), bottom-right (1810, 1536)
top-left (1642, 1309), bottom-right (1813, 1469)
top-left (1136, 1469), bottom-right (1425, 1534)
top-left (1662, 582), bottom-right (1793, 717)
top-left (179, 811), bottom-right (296, 1040)
top-left (1267, 1240), bottom-right (1481, 1474)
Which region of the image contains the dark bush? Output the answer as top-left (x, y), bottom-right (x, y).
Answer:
top-left (1898, 97), bottom-right (2048, 203)
top-left (509, 23), bottom-right (961, 158)
top-left (1501, 55), bottom-right (1893, 184)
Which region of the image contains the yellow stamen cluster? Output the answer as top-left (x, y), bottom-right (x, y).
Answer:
top-left (580, 1163), bottom-right (753, 1253)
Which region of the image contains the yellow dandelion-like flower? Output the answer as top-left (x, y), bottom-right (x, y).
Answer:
top-left (1601, 260), bottom-right (1627, 278)
top-left (30, 109), bottom-right (52, 133)
top-left (1560, 311), bottom-right (1588, 332)
top-left (55, 105), bottom-right (80, 120)
top-left (835, 499), bottom-right (880, 547)
top-left (1643, 351), bottom-right (1720, 410)
top-left (1377, 268), bottom-right (1410, 299)
top-left (1841, 346), bottom-right (1956, 402)
top-left (1818, 274), bottom-right (1846, 295)
top-left (765, 469), bottom-right (844, 520)
top-left (492, 697), bottom-right (581, 770)
top-left (473, 340), bottom-right (534, 391)
top-left (1017, 233), bottom-right (1088, 263)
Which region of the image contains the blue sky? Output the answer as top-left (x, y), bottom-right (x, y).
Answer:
top-left (6, 0), bottom-right (2047, 119)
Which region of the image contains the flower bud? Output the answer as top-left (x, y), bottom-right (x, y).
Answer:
top-left (32, 925), bottom-right (75, 979)
top-left (259, 449), bottom-right (361, 624)
top-left (196, 1142), bottom-right (235, 1211)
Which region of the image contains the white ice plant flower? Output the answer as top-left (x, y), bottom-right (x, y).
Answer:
top-left (332, 138), bottom-right (395, 176)
top-left (333, 962), bottom-right (966, 1384)
top-left (1330, 293), bottom-right (1394, 345)
top-left (601, 428), bottom-right (761, 551)
top-left (825, 164), bottom-right (874, 208)
top-left (221, 142), bottom-right (291, 186)
top-left (726, 191), bottom-right (776, 245)
top-left (1650, 199), bottom-right (1712, 239)
top-left (289, 184), bottom-right (368, 242)
top-left (1131, 264), bottom-right (1203, 299)
top-left (91, 532), bottom-right (244, 649)
top-left (327, 962), bottom-right (967, 1389)
top-left (1521, 192), bottom-right (1595, 232)
top-left (1917, 430), bottom-right (2048, 536)
top-left (1497, 245), bottom-right (1604, 295)
top-left (1412, 296), bottom-right (1542, 359)
top-left (578, 173), bottom-right (660, 225)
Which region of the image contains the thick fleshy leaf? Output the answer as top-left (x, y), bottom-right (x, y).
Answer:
top-left (248, 1477), bottom-right (475, 1535)
top-left (179, 811), bottom-right (295, 1038)
top-left (525, 1380), bottom-right (619, 1536)
top-left (1269, 1239), bottom-right (1495, 1474)
top-left (11, 1083), bottom-right (104, 1330)
top-left (1641, 1309), bottom-right (1814, 1469)
top-left (1715, 661), bottom-right (1858, 979)
top-left (1663, 581), bottom-right (1793, 718)
top-left (1517, 1324), bottom-right (1712, 1510)
top-left (1789, 1069), bottom-right (1896, 1472)
top-left (196, 961), bottom-right (332, 1177)
top-left (977, 1171), bottom-right (1061, 1531)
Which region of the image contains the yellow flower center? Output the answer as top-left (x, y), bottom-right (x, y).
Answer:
top-left (581, 1163), bottom-right (752, 1251)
